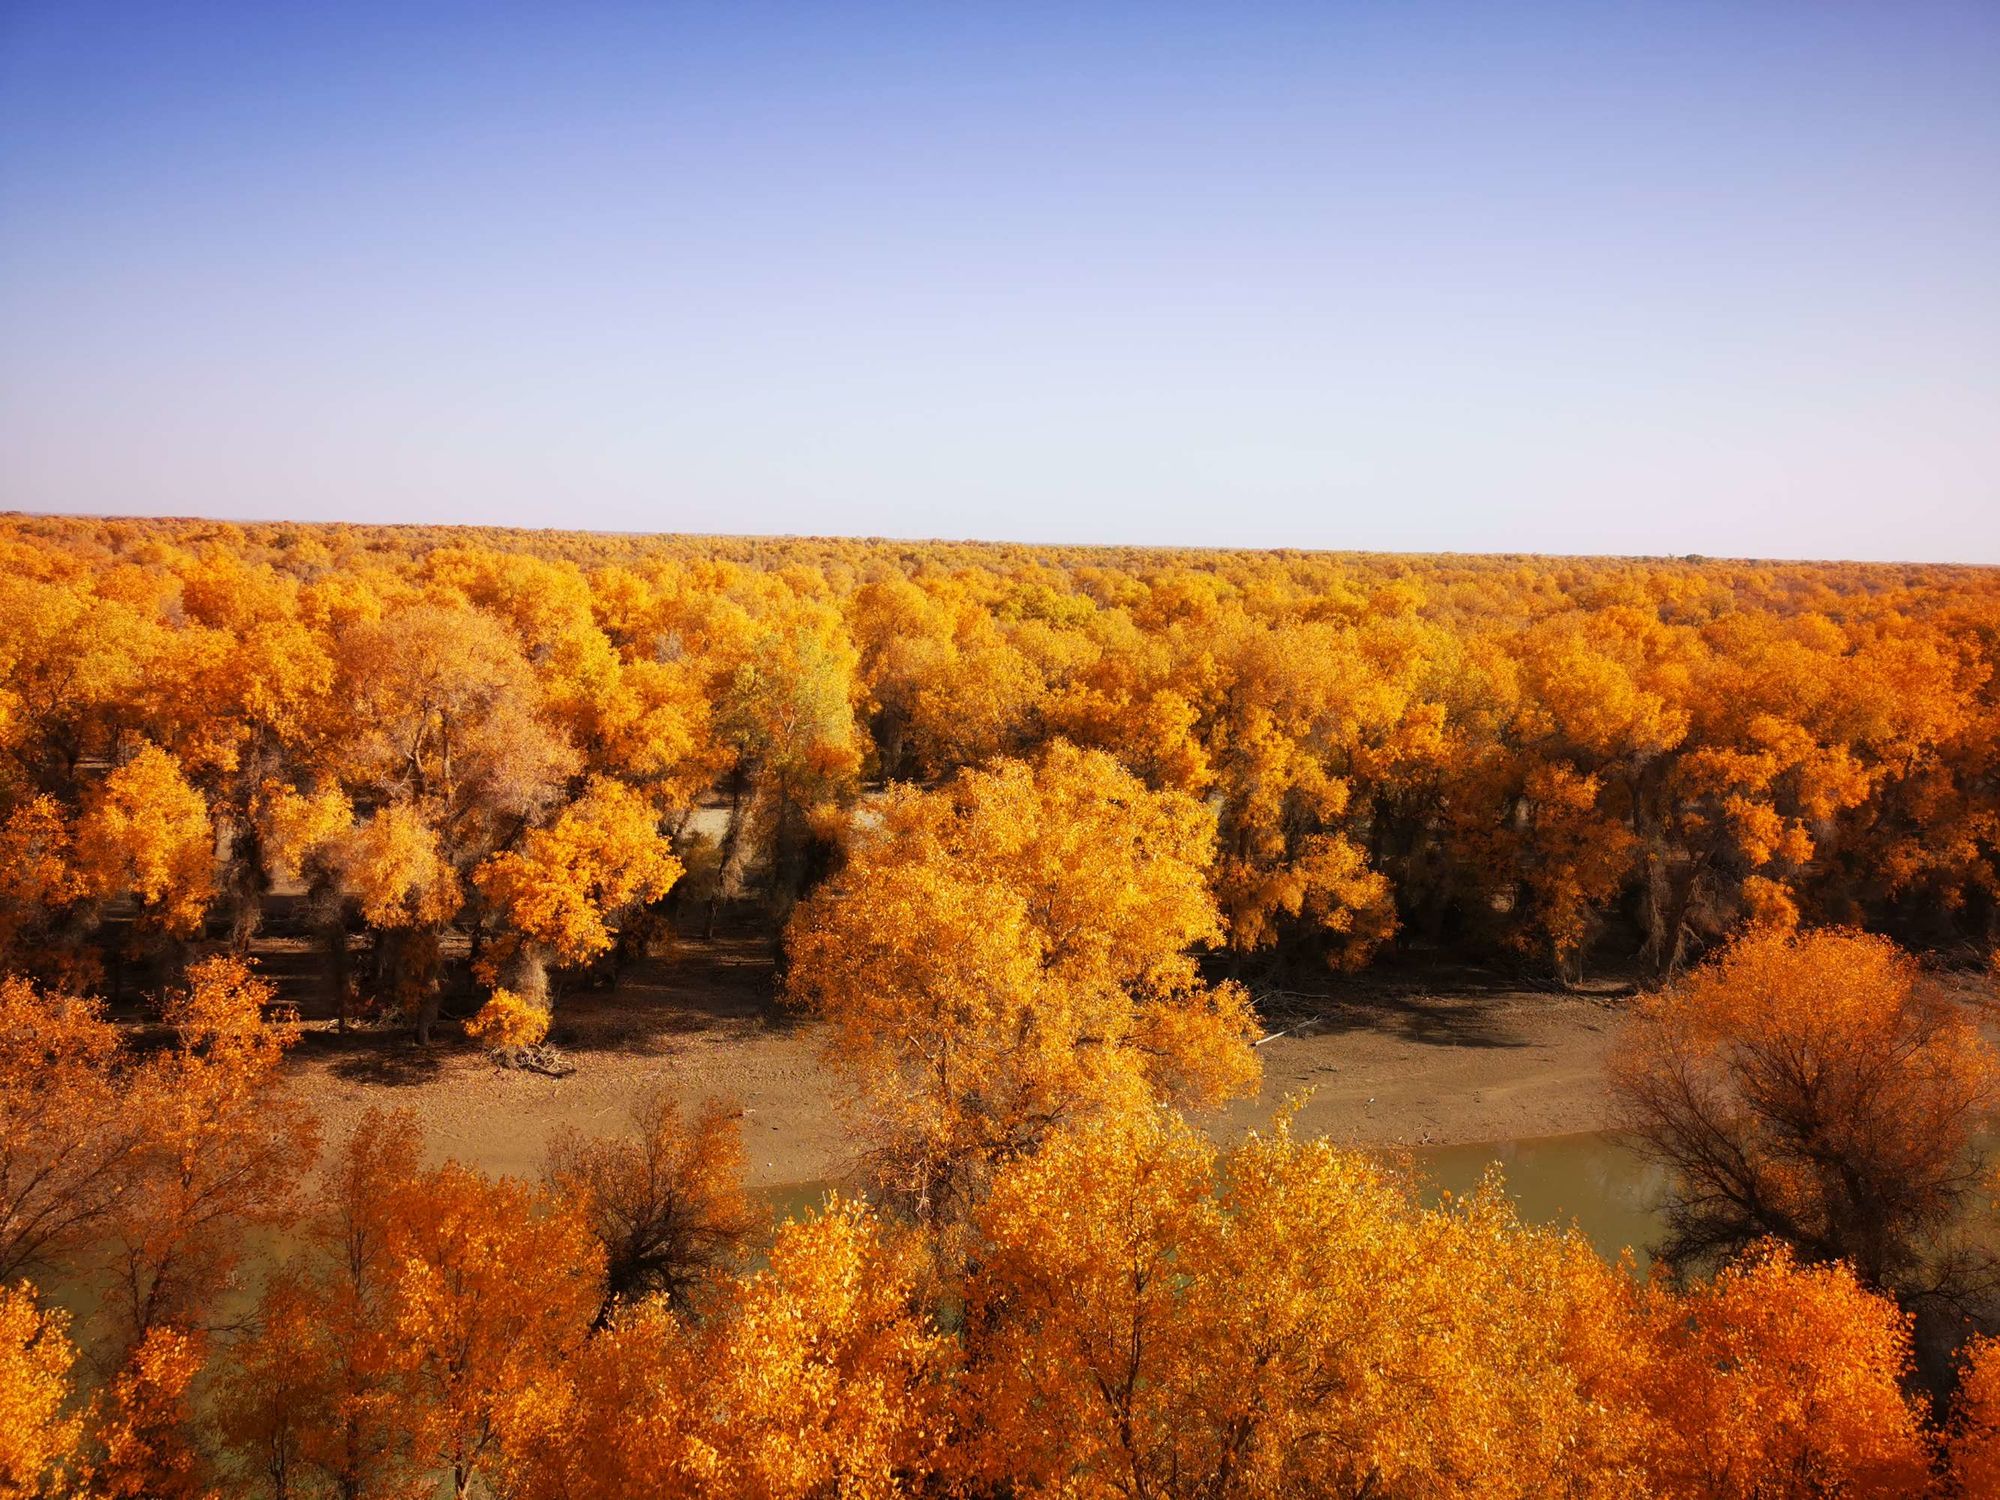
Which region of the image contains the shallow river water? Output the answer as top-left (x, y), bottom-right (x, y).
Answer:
top-left (1414, 1131), bottom-right (1669, 1263)
top-left (763, 1129), bottom-right (1674, 1266)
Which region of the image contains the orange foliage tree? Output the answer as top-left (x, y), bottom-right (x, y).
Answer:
top-left (0, 957), bottom-right (314, 1498)
top-left (74, 741), bottom-right (214, 957)
top-left (473, 774), bottom-right (683, 1008)
top-left (496, 1195), bottom-right (954, 1500)
top-left (1622, 1247), bottom-right (1934, 1499)
top-left (960, 1106), bottom-right (1639, 1499)
top-left (787, 740), bottom-right (1259, 1223)
top-left (0, 975), bottom-right (135, 1282)
top-left (1611, 926), bottom-right (1999, 1329)
top-left (958, 1106), bottom-right (1934, 1499)
top-left (545, 1092), bottom-right (763, 1323)
top-left (217, 1108), bottom-right (602, 1500)
top-left (98, 956), bottom-right (318, 1358)
top-left (1950, 1334), bottom-right (2000, 1498)
top-left (0, 1284), bottom-right (83, 1499)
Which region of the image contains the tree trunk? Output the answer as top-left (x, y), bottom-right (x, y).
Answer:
top-left (705, 766), bottom-right (750, 939)
top-left (500, 939), bottom-right (551, 1009)
top-left (221, 813), bottom-right (271, 951)
top-left (326, 914), bottom-right (352, 1033)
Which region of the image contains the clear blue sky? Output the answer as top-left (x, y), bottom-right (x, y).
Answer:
top-left (2, 2), bottom-right (1996, 560)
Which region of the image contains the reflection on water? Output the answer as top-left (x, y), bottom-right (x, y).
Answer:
top-left (1416, 1132), bottom-right (1668, 1264)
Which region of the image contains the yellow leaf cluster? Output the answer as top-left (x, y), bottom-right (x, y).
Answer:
top-left (74, 743), bottom-right (214, 937)
top-left (787, 741), bottom-right (1258, 1223)
top-left (475, 777), bottom-right (682, 967)
top-left (0, 1284), bottom-right (80, 1500)
top-left (466, 988), bottom-right (551, 1052)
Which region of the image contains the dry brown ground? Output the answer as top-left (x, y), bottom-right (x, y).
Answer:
top-left (1208, 967), bottom-right (1630, 1154)
top-left (278, 936), bottom-right (1630, 1188)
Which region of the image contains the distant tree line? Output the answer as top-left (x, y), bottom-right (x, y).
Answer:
top-left (4, 515), bottom-right (1997, 1018)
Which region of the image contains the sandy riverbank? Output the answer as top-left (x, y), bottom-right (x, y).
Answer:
top-left (282, 937), bottom-right (1631, 1188)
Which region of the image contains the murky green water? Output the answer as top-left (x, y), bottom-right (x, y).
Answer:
top-left (761, 1179), bottom-right (843, 1225)
top-left (1414, 1132), bottom-right (1668, 1264)
top-left (759, 1130), bottom-right (1673, 1265)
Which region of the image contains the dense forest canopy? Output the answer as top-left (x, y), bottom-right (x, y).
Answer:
top-left (5, 512), bottom-right (2000, 1497)
top-left (4, 511), bottom-right (1996, 997)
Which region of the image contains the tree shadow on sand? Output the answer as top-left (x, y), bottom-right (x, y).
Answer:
top-left (544, 935), bottom-right (803, 1060)
top-left (295, 1027), bottom-right (457, 1086)
top-left (1243, 953), bottom-right (1635, 1052)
